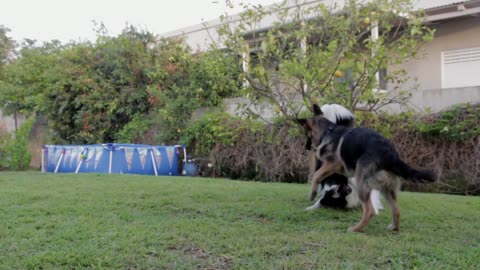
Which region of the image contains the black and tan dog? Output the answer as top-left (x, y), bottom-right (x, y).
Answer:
top-left (302, 104), bottom-right (382, 212)
top-left (303, 104), bottom-right (358, 210)
top-left (298, 104), bottom-right (436, 232)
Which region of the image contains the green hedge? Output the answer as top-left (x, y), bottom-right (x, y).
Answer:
top-left (180, 103), bottom-right (479, 195)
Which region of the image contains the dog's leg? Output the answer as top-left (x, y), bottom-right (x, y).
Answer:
top-left (305, 198), bottom-right (324, 211)
top-left (308, 151), bottom-right (317, 183)
top-left (309, 161), bottom-right (337, 201)
top-left (348, 160), bottom-right (377, 232)
top-left (348, 196), bottom-right (375, 233)
top-left (384, 190), bottom-right (401, 231)
top-left (306, 183), bottom-right (328, 210)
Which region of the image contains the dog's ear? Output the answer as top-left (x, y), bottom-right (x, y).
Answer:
top-left (295, 118), bottom-right (313, 131)
top-left (312, 104), bottom-right (322, 116)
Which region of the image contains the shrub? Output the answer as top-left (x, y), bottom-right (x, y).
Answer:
top-left (181, 112), bottom-right (262, 156)
top-left (389, 104), bottom-right (480, 195)
top-left (416, 103), bottom-right (480, 140)
top-left (0, 117), bottom-right (34, 170)
top-left (181, 112), bottom-right (308, 182)
top-left (116, 113), bottom-right (154, 143)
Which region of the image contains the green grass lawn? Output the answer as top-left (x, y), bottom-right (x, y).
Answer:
top-left (0, 172), bottom-right (478, 269)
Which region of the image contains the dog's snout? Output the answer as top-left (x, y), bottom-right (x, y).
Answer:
top-left (342, 184), bottom-right (352, 195)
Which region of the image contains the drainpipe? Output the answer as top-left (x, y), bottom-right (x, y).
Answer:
top-left (242, 43), bottom-right (250, 88)
top-left (300, 35), bottom-right (308, 93)
top-left (371, 20), bottom-right (380, 87)
top-left (14, 111), bottom-right (18, 131)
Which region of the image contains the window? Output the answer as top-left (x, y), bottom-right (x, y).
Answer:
top-left (334, 67), bottom-right (388, 92)
top-left (442, 47), bottom-right (480, 88)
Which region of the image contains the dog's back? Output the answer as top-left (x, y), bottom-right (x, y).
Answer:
top-left (339, 127), bottom-right (436, 184)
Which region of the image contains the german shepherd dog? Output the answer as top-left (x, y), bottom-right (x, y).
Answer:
top-left (302, 104), bottom-right (382, 212)
top-left (303, 104), bottom-right (358, 210)
top-left (299, 104), bottom-right (436, 232)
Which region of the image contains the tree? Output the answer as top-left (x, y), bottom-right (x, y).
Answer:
top-left (0, 27), bottom-right (21, 130)
top-left (0, 39), bottom-right (64, 131)
top-left (0, 25), bottom-right (16, 69)
top-left (213, 0), bottom-right (434, 118)
top-left (144, 38), bottom-right (242, 144)
top-left (0, 24), bottom-right (242, 144)
top-left (40, 26), bottom-right (159, 143)
top-left (0, 25), bottom-right (160, 143)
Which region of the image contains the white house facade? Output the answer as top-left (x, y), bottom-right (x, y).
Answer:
top-left (158, 0), bottom-right (480, 114)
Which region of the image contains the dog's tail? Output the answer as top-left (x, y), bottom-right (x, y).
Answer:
top-left (388, 158), bottom-right (436, 183)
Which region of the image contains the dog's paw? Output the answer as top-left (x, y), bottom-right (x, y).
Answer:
top-left (387, 224), bottom-right (399, 231)
top-left (305, 200), bottom-right (323, 211)
top-left (309, 190), bottom-right (318, 201)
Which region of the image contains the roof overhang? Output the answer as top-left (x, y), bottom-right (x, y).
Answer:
top-left (424, 0), bottom-right (480, 22)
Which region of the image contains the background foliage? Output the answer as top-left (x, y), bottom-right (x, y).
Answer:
top-left (0, 26), bottom-right (241, 145)
top-left (416, 103), bottom-right (480, 140)
top-left (0, 117), bottom-right (33, 170)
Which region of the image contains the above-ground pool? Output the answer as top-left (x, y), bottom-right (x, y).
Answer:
top-left (42, 144), bottom-right (186, 176)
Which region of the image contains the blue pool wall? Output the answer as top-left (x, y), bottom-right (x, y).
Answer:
top-left (42, 143), bottom-right (185, 176)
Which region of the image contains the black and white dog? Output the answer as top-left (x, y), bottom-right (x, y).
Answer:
top-left (302, 104), bottom-right (382, 211)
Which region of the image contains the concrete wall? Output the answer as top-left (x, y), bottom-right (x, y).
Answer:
top-left (219, 86), bottom-right (480, 119)
top-left (192, 97), bottom-right (278, 122)
top-left (394, 16), bottom-right (480, 91)
top-left (413, 86), bottom-right (480, 112)
top-left (381, 16), bottom-right (480, 113)
top-left (0, 110), bottom-right (25, 132)
top-left (385, 86), bottom-right (480, 113)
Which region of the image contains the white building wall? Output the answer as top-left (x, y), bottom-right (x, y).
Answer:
top-left (0, 110), bottom-right (25, 132)
top-left (383, 16), bottom-right (480, 113)
top-left (395, 16), bottom-right (480, 91)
